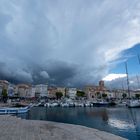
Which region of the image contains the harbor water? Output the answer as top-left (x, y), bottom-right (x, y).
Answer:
top-left (17, 106), bottom-right (140, 140)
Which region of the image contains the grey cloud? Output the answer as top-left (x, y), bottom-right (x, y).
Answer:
top-left (0, 0), bottom-right (140, 87)
top-left (40, 71), bottom-right (50, 79)
top-left (105, 75), bottom-right (140, 90)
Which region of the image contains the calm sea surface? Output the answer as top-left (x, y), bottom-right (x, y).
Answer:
top-left (17, 107), bottom-right (140, 140)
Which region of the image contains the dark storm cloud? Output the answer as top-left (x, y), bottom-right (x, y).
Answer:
top-left (0, 0), bottom-right (140, 87)
top-left (47, 61), bottom-right (77, 85)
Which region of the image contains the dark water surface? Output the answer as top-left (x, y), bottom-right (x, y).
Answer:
top-left (17, 107), bottom-right (140, 140)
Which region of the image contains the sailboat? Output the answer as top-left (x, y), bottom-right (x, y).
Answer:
top-left (127, 99), bottom-right (140, 108)
top-left (125, 62), bottom-right (140, 108)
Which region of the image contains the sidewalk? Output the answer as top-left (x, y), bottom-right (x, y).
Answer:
top-left (0, 115), bottom-right (127, 140)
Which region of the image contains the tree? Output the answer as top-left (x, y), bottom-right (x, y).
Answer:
top-left (55, 92), bottom-right (63, 99)
top-left (96, 92), bottom-right (101, 99)
top-left (135, 94), bottom-right (140, 99)
top-left (76, 91), bottom-right (85, 97)
top-left (102, 93), bottom-right (107, 98)
top-left (2, 89), bottom-right (8, 103)
top-left (122, 93), bottom-right (127, 99)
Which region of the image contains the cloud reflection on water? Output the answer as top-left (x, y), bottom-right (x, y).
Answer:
top-left (108, 118), bottom-right (135, 130)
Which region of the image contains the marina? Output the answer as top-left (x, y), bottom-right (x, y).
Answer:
top-left (0, 0), bottom-right (140, 140)
top-left (32, 98), bottom-right (140, 108)
top-left (34, 98), bottom-right (117, 108)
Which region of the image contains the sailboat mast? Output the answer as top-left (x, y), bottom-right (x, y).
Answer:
top-left (121, 79), bottom-right (124, 91)
top-left (125, 62), bottom-right (130, 98)
top-left (136, 75), bottom-right (140, 89)
top-left (137, 54), bottom-right (140, 89)
top-left (137, 53), bottom-right (140, 64)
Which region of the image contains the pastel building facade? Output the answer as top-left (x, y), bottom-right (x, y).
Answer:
top-left (66, 88), bottom-right (77, 99)
top-left (35, 84), bottom-right (48, 97)
top-left (29, 86), bottom-right (36, 98)
top-left (17, 84), bottom-right (30, 98)
top-left (47, 86), bottom-right (57, 98)
top-left (85, 81), bottom-right (107, 100)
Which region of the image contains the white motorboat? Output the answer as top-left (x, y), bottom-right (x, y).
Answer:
top-left (126, 100), bottom-right (140, 108)
top-left (45, 102), bottom-right (59, 107)
top-left (77, 103), bottom-right (84, 107)
top-left (52, 102), bottom-right (59, 107)
top-left (61, 102), bottom-right (69, 107)
top-left (84, 101), bottom-right (92, 107)
top-left (0, 106), bottom-right (30, 114)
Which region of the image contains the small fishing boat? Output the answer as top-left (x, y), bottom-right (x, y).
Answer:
top-left (0, 106), bottom-right (30, 114)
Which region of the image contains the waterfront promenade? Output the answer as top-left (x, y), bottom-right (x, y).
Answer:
top-left (0, 115), bottom-right (127, 140)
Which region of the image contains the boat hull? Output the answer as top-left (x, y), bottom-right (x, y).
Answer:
top-left (0, 106), bottom-right (29, 114)
top-left (127, 100), bottom-right (140, 108)
top-left (93, 102), bottom-right (109, 107)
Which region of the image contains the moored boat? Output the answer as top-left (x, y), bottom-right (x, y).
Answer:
top-left (45, 102), bottom-right (59, 107)
top-left (92, 100), bottom-right (109, 107)
top-left (61, 102), bottom-right (69, 107)
top-left (126, 100), bottom-right (140, 108)
top-left (0, 106), bottom-right (30, 114)
top-left (117, 102), bottom-right (127, 107)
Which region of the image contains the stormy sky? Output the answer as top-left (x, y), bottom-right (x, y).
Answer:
top-left (0, 0), bottom-right (140, 87)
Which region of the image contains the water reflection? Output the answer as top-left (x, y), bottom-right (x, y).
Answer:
top-left (87, 109), bottom-right (108, 121)
top-left (108, 119), bottom-right (135, 129)
top-left (17, 107), bottom-right (140, 140)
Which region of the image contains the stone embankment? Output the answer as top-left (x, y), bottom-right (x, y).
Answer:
top-left (0, 115), bottom-right (127, 140)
